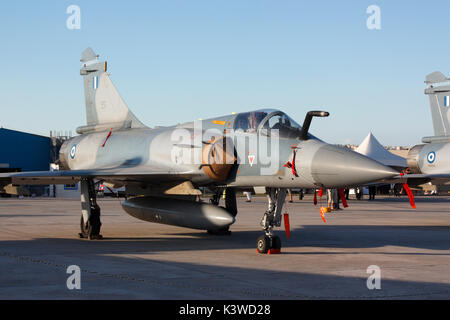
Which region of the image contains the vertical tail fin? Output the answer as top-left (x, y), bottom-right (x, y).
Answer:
top-left (77, 48), bottom-right (146, 134)
top-left (424, 71), bottom-right (450, 137)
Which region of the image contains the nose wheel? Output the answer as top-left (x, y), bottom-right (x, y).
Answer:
top-left (256, 235), bottom-right (281, 254)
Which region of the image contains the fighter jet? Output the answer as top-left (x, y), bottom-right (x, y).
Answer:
top-left (404, 71), bottom-right (450, 185)
top-left (0, 48), bottom-right (399, 254)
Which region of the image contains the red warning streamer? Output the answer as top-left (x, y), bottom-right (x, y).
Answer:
top-left (318, 188), bottom-right (323, 198)
top-left (403, 183), bottom-right (416, 209)
top-left (291, 150), bottom-right (298, 177)
top-left (101, 129), bottom-right (113, 147)
top-left (283, 150), bottom-right (298, 177)
top-left (283, 213), bottom-right (290, 238)
top-left (399, 172), bottom-right (416, 209)
top-left (313, 189), bottom-right (318, 205)
top-left (319, 207), bottom-right (327, 223)
top-left (338, 189), bottom-right (349, 208)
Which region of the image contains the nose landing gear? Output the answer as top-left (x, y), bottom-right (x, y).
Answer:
top-left (257, 188), bottom-right (286, 254)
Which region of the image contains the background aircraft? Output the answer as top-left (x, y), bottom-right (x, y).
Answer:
top-left (404, 71), bottom-right (450, 185)
top-left (0, 48), bottom-right (399, 254)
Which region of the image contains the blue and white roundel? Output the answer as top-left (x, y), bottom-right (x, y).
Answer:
top-left (70, 145), bottom-right (77, 159)
top-left (427, 151), bottom-right (436, 164)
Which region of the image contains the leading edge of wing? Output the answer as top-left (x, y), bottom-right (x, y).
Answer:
top-left (0, 166), bottom-right (198, 185)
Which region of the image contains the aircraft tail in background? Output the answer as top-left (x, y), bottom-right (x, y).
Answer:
top-left (424, 71), bottom-right (450, 142)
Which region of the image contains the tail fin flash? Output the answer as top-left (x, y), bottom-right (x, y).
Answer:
top-left (77, 48), bottom-right (146, 134)
top-left (424, 71), bottom-right (450, 137)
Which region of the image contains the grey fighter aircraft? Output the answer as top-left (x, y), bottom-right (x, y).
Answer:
top-left (0, 48), bottom-right (399, 253)
top-left (404, 71), bottom-right (450, 184)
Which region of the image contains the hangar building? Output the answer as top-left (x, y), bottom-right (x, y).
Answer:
top-left (0, 128), bottom-right (53, 196)
top-left (0, 128), bottom-right (80, 197)
top-left (0, 128), bottom-right (51, 172)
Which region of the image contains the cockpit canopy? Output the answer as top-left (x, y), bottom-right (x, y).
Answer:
top-left (233, 109), bottom-right (313, 139)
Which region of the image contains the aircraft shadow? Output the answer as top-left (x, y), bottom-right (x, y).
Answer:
top-left (1, 224), bottom-right (449, 255)
top-left (0, 234), bottom-right (449, 299)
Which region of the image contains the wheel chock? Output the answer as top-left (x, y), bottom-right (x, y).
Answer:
top-left (256, 249), bottom-right (282, 254)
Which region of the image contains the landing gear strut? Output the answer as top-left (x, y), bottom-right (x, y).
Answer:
top-left (257, 188), bottom-right (286, 254)
top-left (79, 178), bottom-right (102, 240)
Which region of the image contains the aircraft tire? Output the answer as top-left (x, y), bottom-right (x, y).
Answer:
top-left (79, 205), bottom-right (102, 240)
top-left (256, 235), bottom-right (271, 254)
top-left (79, 215), bottom-right (92, 239)
top-left (89, 205), bottom-right (102, 238)
top-left (271, 235), bottom-right (281, 250)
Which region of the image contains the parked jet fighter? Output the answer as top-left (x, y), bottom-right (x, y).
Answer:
top-left (404, 71), bottom-right (450, 184)
top-left (0, 48), bottom-right (399, 253)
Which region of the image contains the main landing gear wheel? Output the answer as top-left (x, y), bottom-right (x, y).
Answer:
top-left (79, 205), bottom-right (103, 240)
top-left (256, 235), bottom-right (281, 254)
top-left (79, 215), bottom-right (90, 239)
top-left (79, 179), bottom-right (103, 240)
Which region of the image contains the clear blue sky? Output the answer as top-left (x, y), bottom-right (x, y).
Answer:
top-left (1, 1), bottom-right (449, 146)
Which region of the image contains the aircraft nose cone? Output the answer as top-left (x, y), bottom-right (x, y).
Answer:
top-left (310, 144), bottom-right (399, 187)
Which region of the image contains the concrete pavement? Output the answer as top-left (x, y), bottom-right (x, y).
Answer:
top-left (0, 195), bottom-right (449, 299)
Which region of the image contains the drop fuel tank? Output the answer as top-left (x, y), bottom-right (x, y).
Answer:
top-left (122, 196), bottom-right (235, 231)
